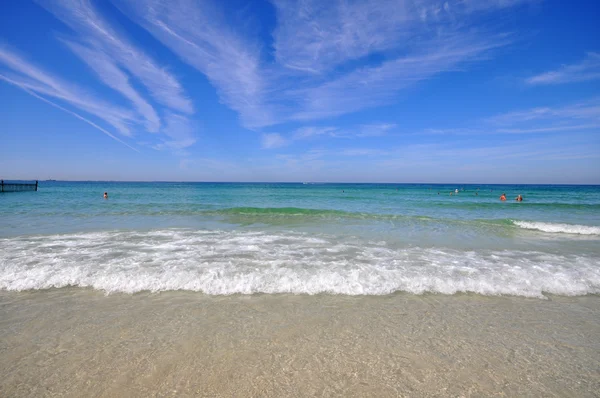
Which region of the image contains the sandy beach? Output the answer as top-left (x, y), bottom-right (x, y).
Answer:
top-left (1, 289), bottom-right (598, 397)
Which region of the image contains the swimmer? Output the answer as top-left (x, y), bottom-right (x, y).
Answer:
top-left (103, 192), bottom-right (108, 199)
top-left (499, 193), bottom-right (506, 201)
top-left (515, 194), bottom-right (523, 202)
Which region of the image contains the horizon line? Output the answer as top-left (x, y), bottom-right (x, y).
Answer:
top-left (4, 179), bottom-right (599, 186)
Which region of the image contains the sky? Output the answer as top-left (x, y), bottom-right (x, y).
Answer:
top-left (0, 0), bottom-right (599, 183)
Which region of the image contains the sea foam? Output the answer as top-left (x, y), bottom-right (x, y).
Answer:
top-left (513, 221), bottom-right (600, 235)
top-left (1, 229), bottom-right (599, 298)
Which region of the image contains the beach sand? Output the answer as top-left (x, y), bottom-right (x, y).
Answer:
top-left (1, 290), bottom-right (599, 397)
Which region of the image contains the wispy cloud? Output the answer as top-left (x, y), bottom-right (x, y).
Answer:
top-left (0, 44), bottom-right (136, 135)
top-left (293, 126), bottom-right (339, 139)
top-left (297, 135), bottom-right (598, 169)
top-left (272, 0), bottom-right (532, 74)
top-left (496, 124), bottom-right (599, 133)
top-left (0, 74), bottom-right (138, 151)
top-left (262, 123), bottom-right (398, 149)
top-left (160, 113), bottom-right (197, 150)
top-left (272, 0), bottom-right (412, 73)
top-left (24, 0), bottom-right (199, 150)
top-left (293, 123), bottom-right (397, 139)
top-left (37, 0), bottom-right (193, 115)
top-left (269, 0), bottom-right (523, 121)
top-left (64, 40), bottom-right (161, 133)
top-left (262, 133), bottom-right (288, 149)
top-left (526, 52), bottom-right (600, 85)
top-left (488, 99), bottom-right (600, 125)
top-left (460, 0), bottom-right (539, 13)
top-left (112, 0), bottom-right (529, 129)
top-left (416, 99), bottom-right (600, 137)
top-left (113, 0), bottom-right (272, 128)
top-left (1, 0), bottom-right (548, 159)
top-left (290, 33), bottom-right (510, 121)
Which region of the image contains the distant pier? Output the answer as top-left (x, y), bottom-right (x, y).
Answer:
top-left (0, 180), bottom-right (38, 192)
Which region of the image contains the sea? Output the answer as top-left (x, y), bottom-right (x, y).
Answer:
top-left (1, 181), bottom-right (599, 396)
top-left (1, 181), bottom-right (599, 297)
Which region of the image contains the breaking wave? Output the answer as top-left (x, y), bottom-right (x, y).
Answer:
top-left (513, 221), bottom-right (600, 235)
top-left (1, 229), bottom-right (599, 298)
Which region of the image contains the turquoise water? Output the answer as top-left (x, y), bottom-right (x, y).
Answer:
top-left (1, 182), bottom-right (599, 297)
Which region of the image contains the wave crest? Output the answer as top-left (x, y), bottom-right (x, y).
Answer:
top-left (513, 221), bottom-right (600, 235)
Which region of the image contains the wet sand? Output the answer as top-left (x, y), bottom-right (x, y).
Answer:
top-left (1, 289), bottom-right (599, 397)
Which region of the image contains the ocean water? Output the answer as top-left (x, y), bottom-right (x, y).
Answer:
top-left (1, 182), bottom-right (599, 298)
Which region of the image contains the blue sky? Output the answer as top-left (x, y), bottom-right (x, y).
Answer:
top-left (0, 0), bottom-right (599, 183)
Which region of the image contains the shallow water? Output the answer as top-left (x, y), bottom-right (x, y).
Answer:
top-left (1, 289), bottom-right (598, 397)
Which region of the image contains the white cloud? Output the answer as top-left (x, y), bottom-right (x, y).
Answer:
top-left (113, 0), bottom-right (272, 128)
top-left (526, 52), bottom-right (600, 85)
top-left (271, 0), bottom-right (533, 74)
top-left (271, 0), bottom-right (526, 122)
top-left (30, 0), bottom-right (198, 153)
top-left (291, 34), bottom-right (508, 120)
top-left (3, 0), bottom-right (543, 157)
top-left (489, 99), bottom-right (600, 125)
top-left (293, 126), bottom-right (338, 139)
top-left (415, 99), bottom-right (600, 137)
top-left (262, 133), bottom-right (288, 149)
top-left (268, 123), bottom-right (397, 149)
top-left (0, 74), bottom-right (138, 151)
top-left (460, 0), bottom-right (538, 12)
top-left (112, 0), bottom-right (528, 128)
top-left (37, 0), bottom-right (193, 115)
top-left (496, 124), bottom-right (599, 133)
top-left (160, 113), bottom-right (197, 149)
top-left (0, 45), bottom-right (136, 135)
top-left (292, 123), bottom-right (397, 140)
top-left (64, 40), bottom-right (161, 133)
top-left (272, 0), bottom-right (412, 73)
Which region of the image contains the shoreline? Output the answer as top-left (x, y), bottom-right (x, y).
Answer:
top-left (1, 289), bottom-right (598, 397)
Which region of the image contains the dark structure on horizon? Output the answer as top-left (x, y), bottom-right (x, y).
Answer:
top-left (1, 180), bottom-right (38, 192)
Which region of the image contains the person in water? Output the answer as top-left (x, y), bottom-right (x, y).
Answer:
top-left (500, 193), bottom-right (506, 201)
top-left (515, 194), bottom-right (523, 202)
top-left (103, 192), bottom-right (108, 199)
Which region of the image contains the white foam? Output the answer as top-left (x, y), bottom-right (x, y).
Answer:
top-left (1, 229), bottom-right (599, 298)
top-left (513, 221), bottom-right (600, 235)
